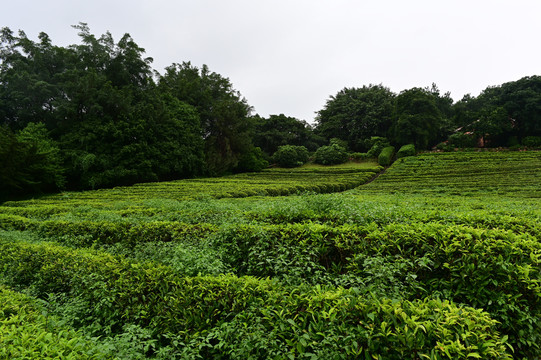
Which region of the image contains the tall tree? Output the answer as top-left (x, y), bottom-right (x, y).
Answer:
top-left (450, 76), bottom-right (541, 145)
top-left (393, 88), bottom-right (443, 149)
top-left (498, 76), bottom-right (541, 139)
top-left (1, 25), bottom-right (205, 190)
top-left (159, 62), bottom-right (254, 174)
top-left (0, 123), bottom-right (64, 200)
top-left (315, 85), bottom-right (395, 151)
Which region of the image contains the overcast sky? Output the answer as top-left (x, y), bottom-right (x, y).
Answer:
top-left (2, 0), bottom-right (541, 123)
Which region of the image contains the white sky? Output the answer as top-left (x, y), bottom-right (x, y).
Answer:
top-left (2, 0), bottom-right (541, 123)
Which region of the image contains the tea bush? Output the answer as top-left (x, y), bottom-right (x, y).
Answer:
top-left (378, 146), bottom-right (395, 166)
top-left (396, 143), bottom-right (415, 158)
top-left (0, 239), bottom-right (512, 359)
top-left (0, 150), bottom-right (539, 358)
top-left (0, 285), bottom-right (116, 359)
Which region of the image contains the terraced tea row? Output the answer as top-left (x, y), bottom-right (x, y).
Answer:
top-left (357, 151), bottom-right (541, 197)
top-left (5, 163), bottom-right (381, 208)
top-left (0, 236), bottom-right (513, 359)
top-left (1, 152), bottom-right (540, 358)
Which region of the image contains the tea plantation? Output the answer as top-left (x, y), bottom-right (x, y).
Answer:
top-left (1, 152), bottom-right (540, 359)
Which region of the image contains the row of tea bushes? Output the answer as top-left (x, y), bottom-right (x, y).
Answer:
top-left (211, 222), bottom-right (541, 358)
top-left (0, 237), bottom-right (511, 359)
top-left (245, 192), bottom-right (541, 234)
top-left (2, 192), bottom-right (540, 242)
top-left (359, 150), bottom-right (541, 197)
top-left (0, 285), bottom-right (115, 359)
top-left (0, 214), bottom-right (217, 247)
top-left (4, 162), bottom-right (381, 206)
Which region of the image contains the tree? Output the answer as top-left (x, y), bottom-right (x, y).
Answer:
top-left (315, 85), bottom-right (395, 151)
top-left (252, 114), bottom-right (323, 155)
top-left (449, 76), bottom-right (541, 146)
top-left (272, 145), bottom-right (309, 168)
top-left (1, 25), bottom-right (206, 190)
top-left (498, 76), bottom-right (541, 139)
top-left (0, 123), bottom-right (64, 200)
top-left (393, 88), bottom-right (444, 149)
top-left (159, 62), bottom-right (254, 175)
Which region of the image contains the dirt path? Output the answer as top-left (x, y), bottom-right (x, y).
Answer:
top-left (363, 165), bottom-right (389, 185)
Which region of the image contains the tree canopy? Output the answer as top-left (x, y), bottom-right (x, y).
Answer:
top-left (315, 85), bottom-right (395, 151)
top-left (1, 24), bottom-right (540, 200)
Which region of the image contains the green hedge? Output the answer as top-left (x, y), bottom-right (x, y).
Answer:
top-left (378, 146), bottom-right (395, 166)
top-left (0, 215), bottom-right (218, 247)
top-left (211, 222), bottom-right (541, 358)
top-left (396, 144), bottom-right (415, 158)
top-left (0, 238), bottom-right (512, 359)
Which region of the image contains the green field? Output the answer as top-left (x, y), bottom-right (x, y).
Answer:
top-left (1, 151), bottom-right (540, 359)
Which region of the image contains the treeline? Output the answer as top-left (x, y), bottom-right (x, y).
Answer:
top-left (1, 25), bottom-right (541, 199)
top-left (315, 81), bottom-right (541, 152)
top-left (0, 24), bottom-right (261, 199)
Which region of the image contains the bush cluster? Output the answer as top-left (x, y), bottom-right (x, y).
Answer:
top-left (211, 221), bottom-right (540, 358)
top-left (0, 238), bottom-right (513, 359)
top-left (0, 285), bottom-right (115, 359)
top-left (396, 144), bottom-right (415, 158)
top-left (366, 136), bottom-right (391, 157)
top-left (523, 136), bottom-right (541, 148)
top-left (271, 145), bottom-right (309, 167)
top-left (313, 143), bottom-right (349, 165)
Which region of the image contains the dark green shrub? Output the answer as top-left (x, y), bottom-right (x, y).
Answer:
top-left (314, 144), bottom-right (348, 165)
top-left (448, 133), bottom-right (477, 148)
top-left (365, 136), bottom-right (390, 157)
top-left (522, 136), bottom-right (541, 148)
top-left (396, 144), bottom-right (415, 158)
top-left (507, 136), bottom-right (520, 147)
top-left (272, 145), bottom-right (309, 168)
top-left (350, 152), bottom-right (370, 161)
top-left (378, 146), bottom-right (395, 166)
top-left (435, 142), bottom-right (454, 152)
top-left (235, 147), bottom-right (269, 172)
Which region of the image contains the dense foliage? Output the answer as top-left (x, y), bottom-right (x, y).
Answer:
top-left (1, 23), bottom-right (541, 200)
top-left (0, 151), bottom-right (539, 358)
top-left (313, 142), bottom-right (349, 165)
top-left (0, 123), bottom-right (64, 199)
top-left (0, 25), bottom-right (253, 197)
top-left (252, 114), bottom-right (324, 156)
top-left (315, 85), bottom-right (395, 151)
top-left (271, 145), bottom-right (310, 168)
top-left (316, 79), bottom-right (541, 151)
top-left (377, 145), bottom-right (395, 166)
